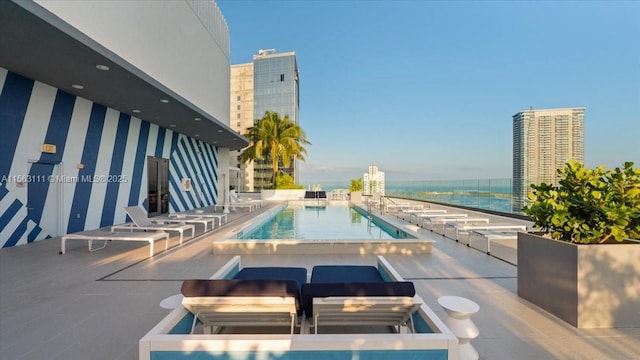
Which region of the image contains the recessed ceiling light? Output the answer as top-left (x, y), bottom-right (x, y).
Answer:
top-left (95, 64), bottom-right (110, 71)
top-left (132, 109), bottom-right (141, 113)
top-left (71, 84), bottom-right (84, 89)
top-left (217, 129), bottom-right (223, 133)
top-left (194, 117), bottom-right (201, 121)
top-left (169, 124), bottom-right (176, 128)
top-left (160, 99), bottom-right (169, 103)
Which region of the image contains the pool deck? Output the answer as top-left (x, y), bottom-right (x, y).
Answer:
top-left (1, 201), bottom-right (639, 360)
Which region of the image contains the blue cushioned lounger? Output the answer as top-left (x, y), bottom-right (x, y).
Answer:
top-left (301, 281), bottom-right (416, 317)
top-left (180, 266), bottom-right (308, 334)
top-left (181, 278), bottom-right (303, 334)
top-left (302, 265), bottom-right (422, 334)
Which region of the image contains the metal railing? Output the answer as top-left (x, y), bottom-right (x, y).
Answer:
top-left (307, 179), bottom-right (523, 214)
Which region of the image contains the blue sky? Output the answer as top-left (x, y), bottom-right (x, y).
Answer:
top-left (217, 0), bottom-right (640, 184)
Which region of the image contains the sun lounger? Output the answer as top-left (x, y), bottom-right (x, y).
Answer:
top-left (121, 205), bottom-right (213, 231)
top-left (383, 202), bottom-right (411, 212)
top-left (214, 192), bottom-right (261, 212)
top-left (468, 230), bottom-right (518, 254)
top-left (214, 202), bottom-right (256, 212)
top-left (111, 206), bottom-right (195, 244)
top-left (169, 212), bottom-right (228, 227)
top-left (444, 223), bottom-right (527, 243)
top-left (157, 215), bottom-right (213, 231)
top-left (400, 208), bottom-right (443, 214)
top-left (181, 265), bottom-right (307, 335)
top-left (181, 279), bottom-right (301, 334)
top-left (425, 217), bottom-right (490, 233)
top-left (410, 212), bottom-right (468, 225)
top-left (60, 230), bottom-right (169, 257)
top-left (302, 281), bottom-right (421, 334)
top-left (302, 265), bottom-right (422, 334)
top-left (398, 208), bottom-right (447, 221)
top-left (231, 191), bottom-right (265, 210)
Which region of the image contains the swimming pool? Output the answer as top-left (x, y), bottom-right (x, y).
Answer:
top-left (239, 205), bottom-right (411, 240)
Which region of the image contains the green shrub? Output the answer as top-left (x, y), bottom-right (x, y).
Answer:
top-left (523, 160), bottom-right (640, 244)
top-left (349, 178), bottom-right (362, 192)
top-left (275, 172), bottom-right (304, 190)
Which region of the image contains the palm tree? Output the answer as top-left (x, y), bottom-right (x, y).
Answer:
top-left (239, 111), bottom-right (311, 188)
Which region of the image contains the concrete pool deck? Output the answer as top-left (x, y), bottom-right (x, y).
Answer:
top-left (1, 200), bottom-right (639, 359)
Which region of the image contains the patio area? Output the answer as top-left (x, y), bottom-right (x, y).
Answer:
top-left (1, 202), bottom-right (638, 360)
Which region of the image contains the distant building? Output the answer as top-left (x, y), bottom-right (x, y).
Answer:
top-left (363, 166), bottom-right (385, 196)
top-left (230, 62), bottom-right (254, 192)
top-left (230, 49), bottom-right (300, 191)
top-left (512, 107), bottom-right (585, 211)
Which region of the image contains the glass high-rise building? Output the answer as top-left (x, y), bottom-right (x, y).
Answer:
top-left (230, 49), bottom-right (299, 191)
top-left (512, 107), bottom-right (585, 211)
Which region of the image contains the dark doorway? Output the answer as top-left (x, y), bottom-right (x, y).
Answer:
top-left (147, 157), bottom-right (169, 217)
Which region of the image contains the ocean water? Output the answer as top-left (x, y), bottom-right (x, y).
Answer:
top-left (304, 179), bottom-right (516, 213)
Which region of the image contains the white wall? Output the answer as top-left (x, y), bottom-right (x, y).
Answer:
top-left (36, 0), bottom-right (231, 125)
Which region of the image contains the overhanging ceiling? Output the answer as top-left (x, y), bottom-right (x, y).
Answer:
top-left (0, 0), bottom-right (248, 150)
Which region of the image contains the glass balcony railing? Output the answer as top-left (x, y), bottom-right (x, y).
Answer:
top-left (306, 179), bottom-right (528, 214)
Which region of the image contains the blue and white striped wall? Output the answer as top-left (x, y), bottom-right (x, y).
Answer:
top-left (0, 68), bottom-right (221, 248)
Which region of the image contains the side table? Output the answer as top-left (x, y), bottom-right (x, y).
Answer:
top-left (438, 295), bottom-right (480, 360)
top-left (160, 294), bottom-right (184, 310)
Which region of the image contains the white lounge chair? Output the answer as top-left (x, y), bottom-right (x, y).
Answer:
top-left (382, 201), bottom-right (411, 212)
top-left (468, 230), bottom-right (518, 254)
top-left (180, 279), bottom-right (301, 334)
top-left (311, 295), bottom-right (423, 334)
top-left (302, 281), bottom-right (422, 334)
top-left (169, 212), bottom-right (228, 227)
top-left (444, 223), bottom-right (527, 243)
top-left (411, 212), bottom-right (468, 226)
top-left (400, 208), bottom-right (444, 214)
top-left (138, 207), bottom-right (214, 231)
top-left (119, 205), bottom-right (213, 231)
top-left (399, 209), bottom-right (447, 221)
top-left (214, 202), bottom-right (256, 212)
top-left (425, 217), bottom-right (490, 233)
top-left (230, 190), bottom-right (264, 210)
top-left (213, 191), bottom-right (260, 212)
top-left (60, 229), bottom-right (169, 257)
top-left (111, 206), bottom-right (195, 244)
top-left (125, 205), bottom-right (210, 231)
top-left (155, 213), bottom-right (214, 231)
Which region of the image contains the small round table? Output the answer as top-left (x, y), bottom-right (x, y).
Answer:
top-left (438, 296), bottom-right (480, 360)
top-left (159, 294), bottom-right (184, 310)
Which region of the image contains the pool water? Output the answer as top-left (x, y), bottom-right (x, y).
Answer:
top-left (240, 205), bottom-right (410, 240)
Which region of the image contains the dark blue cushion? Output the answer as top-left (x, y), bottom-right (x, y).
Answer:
top-left (301, 282), bottom-right (416, 316)
top-left (311, 265), bottom-right (383, 283)
top-left (234, 267), bottom-right (307, 291)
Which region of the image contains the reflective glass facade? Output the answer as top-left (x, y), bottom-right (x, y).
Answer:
top-left (252, 51), bottom-right (300, 189)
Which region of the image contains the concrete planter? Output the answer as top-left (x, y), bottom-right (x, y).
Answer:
top-left (517, 232), bottom-right (640, 328)
top-left (350, 191), bottom-right (362, 203)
